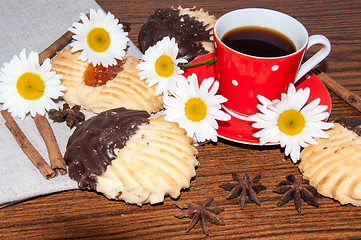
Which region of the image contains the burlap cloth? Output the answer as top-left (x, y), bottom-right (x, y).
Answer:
top-left (0, 0), bottom-right (142, 207)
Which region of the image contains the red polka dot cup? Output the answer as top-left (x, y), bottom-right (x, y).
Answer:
top-left (214, 8), bottom-right (331, 120)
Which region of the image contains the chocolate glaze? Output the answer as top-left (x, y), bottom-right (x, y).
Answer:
top-left (64, 108), bottom-right (150, 189)
top-left (138, 8), bottom-right (212, 61)
top-left (335, 117), bottom-right (361, 136)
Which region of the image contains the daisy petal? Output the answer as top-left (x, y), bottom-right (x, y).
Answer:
top-left (0, 49), bottom-right (66, 119)
top-left (69, 9), bottom-right (129, 67)
top-left (137, 36), bottom-right (185, 95)
top-left (162, 73), bottom-right (230, 143)
top-left (250, 82), bottom-right (333, 164)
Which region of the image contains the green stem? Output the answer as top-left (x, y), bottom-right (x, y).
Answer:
top-left (178, 58), bottom-right (215, 69)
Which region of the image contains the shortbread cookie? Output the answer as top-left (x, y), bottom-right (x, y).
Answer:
top-left (64, 107), bottom-right (198, 205)
top-left (138, 6), bottom-right (216, 61)
top-left (51, 48), bottom-right (163, 114)
top-left (299, 117), bottom-right (361, 206)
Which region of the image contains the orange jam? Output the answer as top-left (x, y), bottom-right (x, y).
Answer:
top-left (83, 59), bottom-right (125, 87)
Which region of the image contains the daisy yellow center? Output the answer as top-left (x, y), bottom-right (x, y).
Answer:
top-left (184, 97), bottom-right (207, 122)
top-left (154, 55), bottom-right (174, 78)
top-left (87, 27), bottom-right (111, 53)
top-left (16, 72), bottom-right (45, 100)
top-left (277, 109), bottom-right (306, 136)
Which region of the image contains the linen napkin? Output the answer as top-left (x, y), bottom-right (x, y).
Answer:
top-left (0, 0), bottom-right (142, 208)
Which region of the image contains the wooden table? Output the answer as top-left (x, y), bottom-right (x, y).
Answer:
top-left (1, 0), bottom-right (360, 239)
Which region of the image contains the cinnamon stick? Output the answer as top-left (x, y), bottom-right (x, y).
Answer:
top-left (38, 30), bottom-right (74, 64)
top-left (32, 29), bottom-right (77, 175)
top-left (312, 68), bottom-right (361, 113)
top-left (34, 114), bottom-right (67, 175)
top-left (1, 28), bottom-right (74, 178)
top-left (38, 14), bottom-right (89, 63)
top-left (1, 110), bottom-right (56, 179)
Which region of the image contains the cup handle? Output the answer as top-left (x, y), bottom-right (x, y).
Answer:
top-left (294, 35), bottom-right (331, 83)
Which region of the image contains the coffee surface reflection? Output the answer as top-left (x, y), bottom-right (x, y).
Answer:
top-left (221, 26), bottom-right (296, 57)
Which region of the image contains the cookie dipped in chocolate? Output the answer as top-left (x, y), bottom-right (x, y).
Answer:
top-left (335, 117), bottom-right (361, 136)
top-left (64, 108), bottom-right (150, 190)
top-left (138, 8), bottom-right (212, 61)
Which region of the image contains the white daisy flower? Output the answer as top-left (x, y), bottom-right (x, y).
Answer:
top-left (163, 73), bottom-right (231, 142)
top-left (137, 36), bottom-right (187, 95)
top-left (249, 83), bottom-right (334, 163)
top-left (69, 9), bottom-right (129, 67)
top-left (0, 49), bottom-right (66, 119)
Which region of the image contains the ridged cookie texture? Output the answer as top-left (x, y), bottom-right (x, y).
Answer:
top-left (96, 117), bottom-right (198, 205)
top-left (299, 121), bottom-right (361, 206)
top-left (64, 108), bottom-right (198, 206)
top-left (51, 48), bottom-right (163, 114)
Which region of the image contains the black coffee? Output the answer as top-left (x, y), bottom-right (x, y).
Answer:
top-left (221, 26), bottom-right (296, 57)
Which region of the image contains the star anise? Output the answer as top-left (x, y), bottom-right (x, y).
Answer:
top-left (274, 174), bottom-right (320, 213)
top-left (219, 172), bottom-right (266, 209)
top-left (175, 197), bottom-right (225, 236)
top-left (48, 103), bottom-right (85, 129)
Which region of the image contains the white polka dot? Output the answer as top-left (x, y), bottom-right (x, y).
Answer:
top-left (305, 73), bottom-right (311, 79)
top-left (271, 65), bottom-right (279, 71)
top-left (232, 80), bottom-right (238, 86)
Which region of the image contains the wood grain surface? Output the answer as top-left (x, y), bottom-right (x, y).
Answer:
top-left (1, 0), bottom-right (361, 239)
